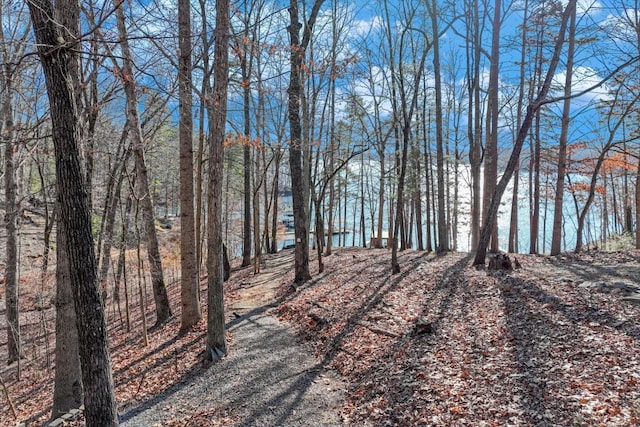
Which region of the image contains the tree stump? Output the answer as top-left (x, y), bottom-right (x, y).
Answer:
top-left (488, 253), bottom-right (513, 271)
top-left (412, 318), bottom-right (434, 336)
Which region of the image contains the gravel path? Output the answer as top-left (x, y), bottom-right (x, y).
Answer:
top-left (119, 305), bottom-right (346, 427)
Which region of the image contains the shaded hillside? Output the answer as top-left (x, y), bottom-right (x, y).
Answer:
top-left (277, 248), bottom-right (640, 426)
top-left (2, 245), bottom-right (639, 426)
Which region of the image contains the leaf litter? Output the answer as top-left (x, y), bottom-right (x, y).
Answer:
top-left (2, 246), bottom-right (640, 426)
top-left (277, 248), bottom-right (640, 426)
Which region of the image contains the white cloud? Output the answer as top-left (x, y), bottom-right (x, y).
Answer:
top-left (599, 7), bottom-right (640, 43)
top-left (558, 0), bottom-right (602, 15)
top-left (577, 0), bottom-right (601, 15)
top-left (343, 65), bottom-right (393, 119)
top-left (553, 66), bottom-right (611, 102)
top-left (352, 16), bottom-right (384, 38)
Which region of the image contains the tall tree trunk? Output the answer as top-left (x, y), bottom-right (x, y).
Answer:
top-left (376, 152), bottom-right (385, 248)
top-left (115, 0), bottom-right (172, 325)
top-left (423, 99), bottom-right (433, 252)
top-left (413, 139), bottom-right (424, 251)
top-left (508, 0), bottom-right (529, 254)
top-left (360, 151), bottom-right (366, 247)
top-left (28, 0), bottom-right (119, 423)
top-left (178, 0), bottom-right (201, 332)
top-left (508, 166), bottom-right (520, 253)
top-left (116, 194), bottom-right (135, 331)
top-left (326, 86), bottom-right (336, 256)
top-left (474, 0), bottom-right (577, 266)
top-left (270, 149), bottom-right (281, 253)
top-left (550, 4), bottom-right (577, 256)
top-left (242, 145), bottom-right (252, 265)
top-left (529, 18), bottom-right (546, 255)
top-left (195, 0), bottom-right (210, 273)
top-left (392, 51), bottom-right (429, 267)
top-left (52, 224), bottom-right (83, 418)
top-left (98, 147), bottom-right (131, 300)
top-left (241, 20), bottom-right (252, 267)
top-left (47, 0), bottom-right (84, 414)
top-left (623, 139), bottom-right (633, 234)
top-left (253, 149), bottom-right (262, 273)
top-left (483, 0), bottom-right (501, 253)
top-left (206, 0), bottom-right (230, 360)
top-left (466, 0), bottom-right (483, 250)
top-left (530, 111), bottom-right (541, 254)
top-left (40, 168), bottom-right (56, 275)
top-left (430, 0), bottom-right (448, 253)
top-left (287, 0), bottom-right (325, 283)
top-left (314, 198), bottom-right (325, 272)
top-left (326, 3), bottom-right (339, 256)
top-left (3, 71), bottom-right (19, 365)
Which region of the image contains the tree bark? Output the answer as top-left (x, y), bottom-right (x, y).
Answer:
top-left (287, 0), bottom-right (325, 283)
top-left (465, 0), bottom-right (483, 250)
top-left (98, 145), bottom-right (130, 290)
top-left (241, 22), bottom-right (252, 267)
top-left (2, 68), bottom-right (19, 365)
top-left (429, 0), bottom-right (448, 253)
top-left (52, 224), bottom-right (83, 418)
top-left (47, 0), bottom-right (85, 413)
top-left (114, 0), bottom-right (172, 325)
top-left (474, 0), bottom-right (577, 266)
top-left (530, 111), bottom-right (541, 254)
top-left (508, 0), bottom-right (530, 254)
top-left (413, 139), bottom-right (424, 251)
top-left (550, 4), bottom-right (577, 256)
top-left (178, 0), bottom-right (201, 332)
top-left (28, 0), bottom-right (119, 423)
top-left (483, 0), bottom-right (501, 253)
top-left (288, 0), bottom-right (308, 280)
top-left (206, 0), bottom-right (230, 359)
top-left (270, 148), bottom-right (281, 253)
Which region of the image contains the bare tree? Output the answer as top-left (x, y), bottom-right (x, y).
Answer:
top-left (51, 0), bottom-right (83, 416)
top-left (237, 0), bottom-right (253, 268)
top-left (464, 0), bottom-right (486, 250)
top-left (0, 10), bottom-right (22, 364)
top-left (287, 0), bottom-right (325, 283)
top-left (508, 0), bottom-right (530, 254)
top-left (483, 0), bottom-right (501, 253)
top-left (574, 89), bottom-right (640, 252)
top-left (178, 0), bottom-right (201, 332)
top-left (206, 0), bottom-right (230, 359)
top-left (390, 2), bottom-right (431, 272)
top-left (428, 0), bottom-right (449, 254)
top-left (114, 0), bottom-right (172, 325)
top-left (28, 0), bottom-right (119, 422)
top-left (474, 0), bottom-right (577, 266)
top-left (550, 3), bottom-right (577, 255)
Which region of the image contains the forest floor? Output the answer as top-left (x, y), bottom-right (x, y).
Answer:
top-left (1, 219), bottom-right (640, 426)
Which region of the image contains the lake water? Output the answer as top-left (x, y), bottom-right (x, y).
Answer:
top-left (278, 167), bottom-right (607, 254)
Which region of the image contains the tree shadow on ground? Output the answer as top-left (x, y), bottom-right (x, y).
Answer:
top-left (239, 251), bottom-right (441, 426)
top-left (499, 269), bottom-right (640, 426)
top-left (327, 254), bottom-right (474, 424)
top-left (117, 303), bottom-right (275, 424)
top-left (257, 251), bottom-right (465, 423)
